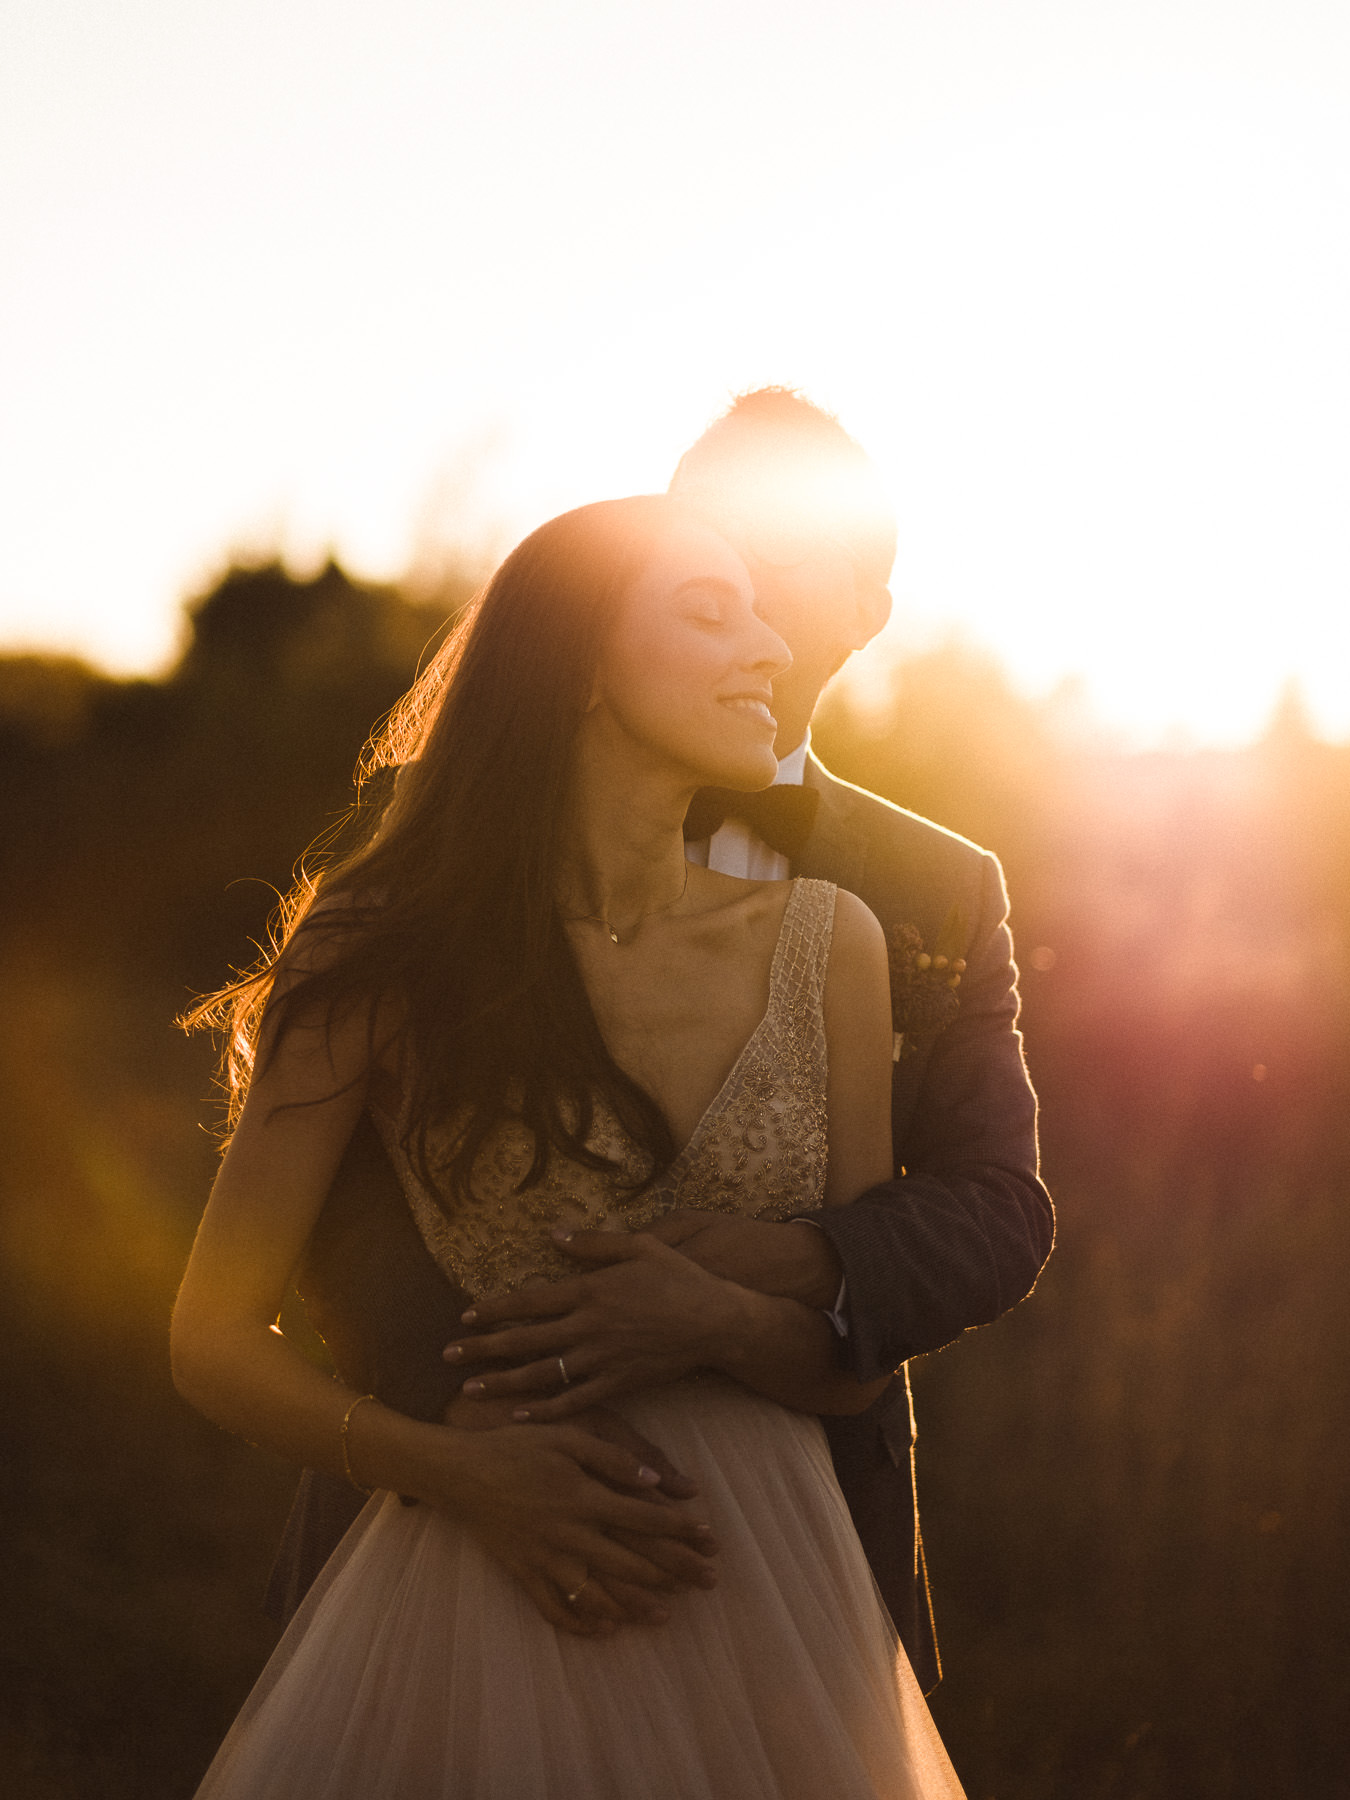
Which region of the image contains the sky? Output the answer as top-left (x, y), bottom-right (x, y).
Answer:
top-left (2, 0), bottom-right (1349, 745)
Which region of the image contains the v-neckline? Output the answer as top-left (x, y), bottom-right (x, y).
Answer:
top-left (655, 877), bottom-right (804, 1184)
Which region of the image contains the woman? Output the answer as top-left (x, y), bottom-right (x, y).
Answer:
top-left (173, 496), bottom-right (965, 1798)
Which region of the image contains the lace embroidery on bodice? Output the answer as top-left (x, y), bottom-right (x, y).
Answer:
top-left (372, 877), bottom-right (837, 1299)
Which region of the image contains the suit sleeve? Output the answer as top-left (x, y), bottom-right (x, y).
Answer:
top-left (297, 1112), bottom-right (468, 1422)
top-left (813, 852), bottom-right (1054, 1380)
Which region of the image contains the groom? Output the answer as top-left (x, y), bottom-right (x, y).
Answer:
top-left (268, 389), bottom-right (1053, 1692)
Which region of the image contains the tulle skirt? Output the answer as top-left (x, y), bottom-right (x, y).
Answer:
top-left (194, 1380), bottom-right (964, 1799)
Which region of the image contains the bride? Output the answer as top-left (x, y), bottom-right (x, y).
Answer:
top-left (172, 495), bottom-right (965, 1799)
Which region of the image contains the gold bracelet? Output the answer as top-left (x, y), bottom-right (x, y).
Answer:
top-left (339, 1392), bottom-right (377, 1496)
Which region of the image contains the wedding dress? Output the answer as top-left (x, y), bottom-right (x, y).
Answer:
top-left (193, 880), bottom-right (965, 1799)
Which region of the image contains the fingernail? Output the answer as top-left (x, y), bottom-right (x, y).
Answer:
top-left (552, 1228), bottom-right (573, 1243)
top-left (637, 1465), bottom-right (661, 1485)
top-left (512, 1408), bottom-right (531, 1421)
top-left (693, 1523), bottom-right (714, 1534)
top-left (462, 1379), bottom-right (485, 1396)
top-left (443, 1345), bottom-right (462, 1361)
top-left (460, 1309), bottom-right (477, 1325)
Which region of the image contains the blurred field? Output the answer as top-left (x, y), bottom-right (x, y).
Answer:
top-left (1, 564), bottom-right (1346, 1798)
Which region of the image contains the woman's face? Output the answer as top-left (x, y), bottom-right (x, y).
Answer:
top-left (590, 519), bottom-right (791, 792)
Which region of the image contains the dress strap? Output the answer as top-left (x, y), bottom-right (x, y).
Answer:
top-left (769, 878), bottom-right (837, 1077)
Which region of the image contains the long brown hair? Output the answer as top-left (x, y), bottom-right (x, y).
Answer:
top-left (187, 496), bottom-right (682, 1200)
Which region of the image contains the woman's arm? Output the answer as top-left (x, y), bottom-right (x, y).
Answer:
top-left (446, 889), bottom-right (897, 1418)
top-left (172, 990), bottom-right (384, 1474)
top-left (819, 889), bottom-right (895, 1208)
top-left (171, 985), bottom-right (716, 1636)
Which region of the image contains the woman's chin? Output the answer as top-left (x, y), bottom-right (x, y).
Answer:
top-left (698, 744), bottom-right (780, 793)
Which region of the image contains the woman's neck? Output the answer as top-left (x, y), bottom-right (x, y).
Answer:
top-left (559, 745), bottom-right (695, 943)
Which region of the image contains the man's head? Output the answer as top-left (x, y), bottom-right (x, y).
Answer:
top-left (669, 388), bottom-right (896, 754)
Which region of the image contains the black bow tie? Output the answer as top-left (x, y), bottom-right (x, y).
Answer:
top-left (683, 783), bottom-right (820, 861)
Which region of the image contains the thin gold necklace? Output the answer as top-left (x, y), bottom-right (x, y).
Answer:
top-left (562, 862), bottom-right (690, 946)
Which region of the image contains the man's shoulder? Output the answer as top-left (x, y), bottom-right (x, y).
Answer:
top-left (806, 752), bottom-right (997, 881)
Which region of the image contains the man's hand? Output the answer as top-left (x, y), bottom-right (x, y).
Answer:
top-left (645, 1210), bottom-right (844, 1308)
top-left (443, 1230), bottom-right (741, 1422)
top-left (438, 1389), bottom-right (715, 1631)
top-left (406, 1408), bottom-right (718, 1639)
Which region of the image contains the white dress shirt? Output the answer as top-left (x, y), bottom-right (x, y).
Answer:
top-left (682, 734), bottom-right (811, 881)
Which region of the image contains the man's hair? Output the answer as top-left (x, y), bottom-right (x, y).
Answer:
top-left (721, 386), bottom-right (858, 443)
top-left (671, 387), bottom-right (897, 588)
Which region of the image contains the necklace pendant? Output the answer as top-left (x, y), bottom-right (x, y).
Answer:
top-left (608, 924), bottom-right (620, 945)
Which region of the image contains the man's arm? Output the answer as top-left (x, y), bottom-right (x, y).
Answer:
top-left (444, 1229), bottom-right (890, 1421)
top-left (816, 850), bottom-right (1052, 1379)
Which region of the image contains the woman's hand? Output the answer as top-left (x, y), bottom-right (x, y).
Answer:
top-left (442, 1230), bottom-right (741, 1422)
top-left (438, 1390), bottom-right (716, 1630)
top-left (439, 1388), bottom-right (698, 1500)
top-left (393, 1410), bottom-right (717, 1637)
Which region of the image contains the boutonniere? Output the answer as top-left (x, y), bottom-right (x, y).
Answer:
top-left (886, 905), bottom-right (967, 1060)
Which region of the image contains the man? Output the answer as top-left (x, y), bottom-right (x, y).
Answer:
top-left (269, 389), bottom-right (1052, 1691)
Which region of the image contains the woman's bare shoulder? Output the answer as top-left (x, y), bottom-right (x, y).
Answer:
top-left (824, 887), bottom-right (888, 989)
top-left (828, 884), bottom-right (885, 947)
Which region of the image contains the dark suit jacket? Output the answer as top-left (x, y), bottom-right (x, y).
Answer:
top-left (265, 752), bottom-right (1054, 1694)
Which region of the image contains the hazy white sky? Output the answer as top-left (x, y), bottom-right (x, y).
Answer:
top-left (3, 0), bottom-right (1349, 743)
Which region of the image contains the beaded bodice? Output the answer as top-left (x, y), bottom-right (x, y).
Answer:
top-left (374, 878), bottom-right (836, 1299)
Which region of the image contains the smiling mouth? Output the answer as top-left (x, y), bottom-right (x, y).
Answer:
top-left (722, 696), bottom-right (777, 729)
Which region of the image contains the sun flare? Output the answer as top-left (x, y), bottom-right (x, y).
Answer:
top-left (2, 5), bottom-right (1349, 746)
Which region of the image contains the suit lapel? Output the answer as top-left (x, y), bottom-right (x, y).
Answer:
top-left (794, 752), bottom-right (868, 894)
top-left (794, 754), bottom-right (933, 1147)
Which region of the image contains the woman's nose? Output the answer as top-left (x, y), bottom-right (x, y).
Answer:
top-left (748, 616), bottom-right (792, 679)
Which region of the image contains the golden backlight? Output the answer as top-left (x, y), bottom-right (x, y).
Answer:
top-left (1, 4), bottom-right (1348, 747)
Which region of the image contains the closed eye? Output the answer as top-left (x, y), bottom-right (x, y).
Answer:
top-left (675, 576), bottom-right (747, 627)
